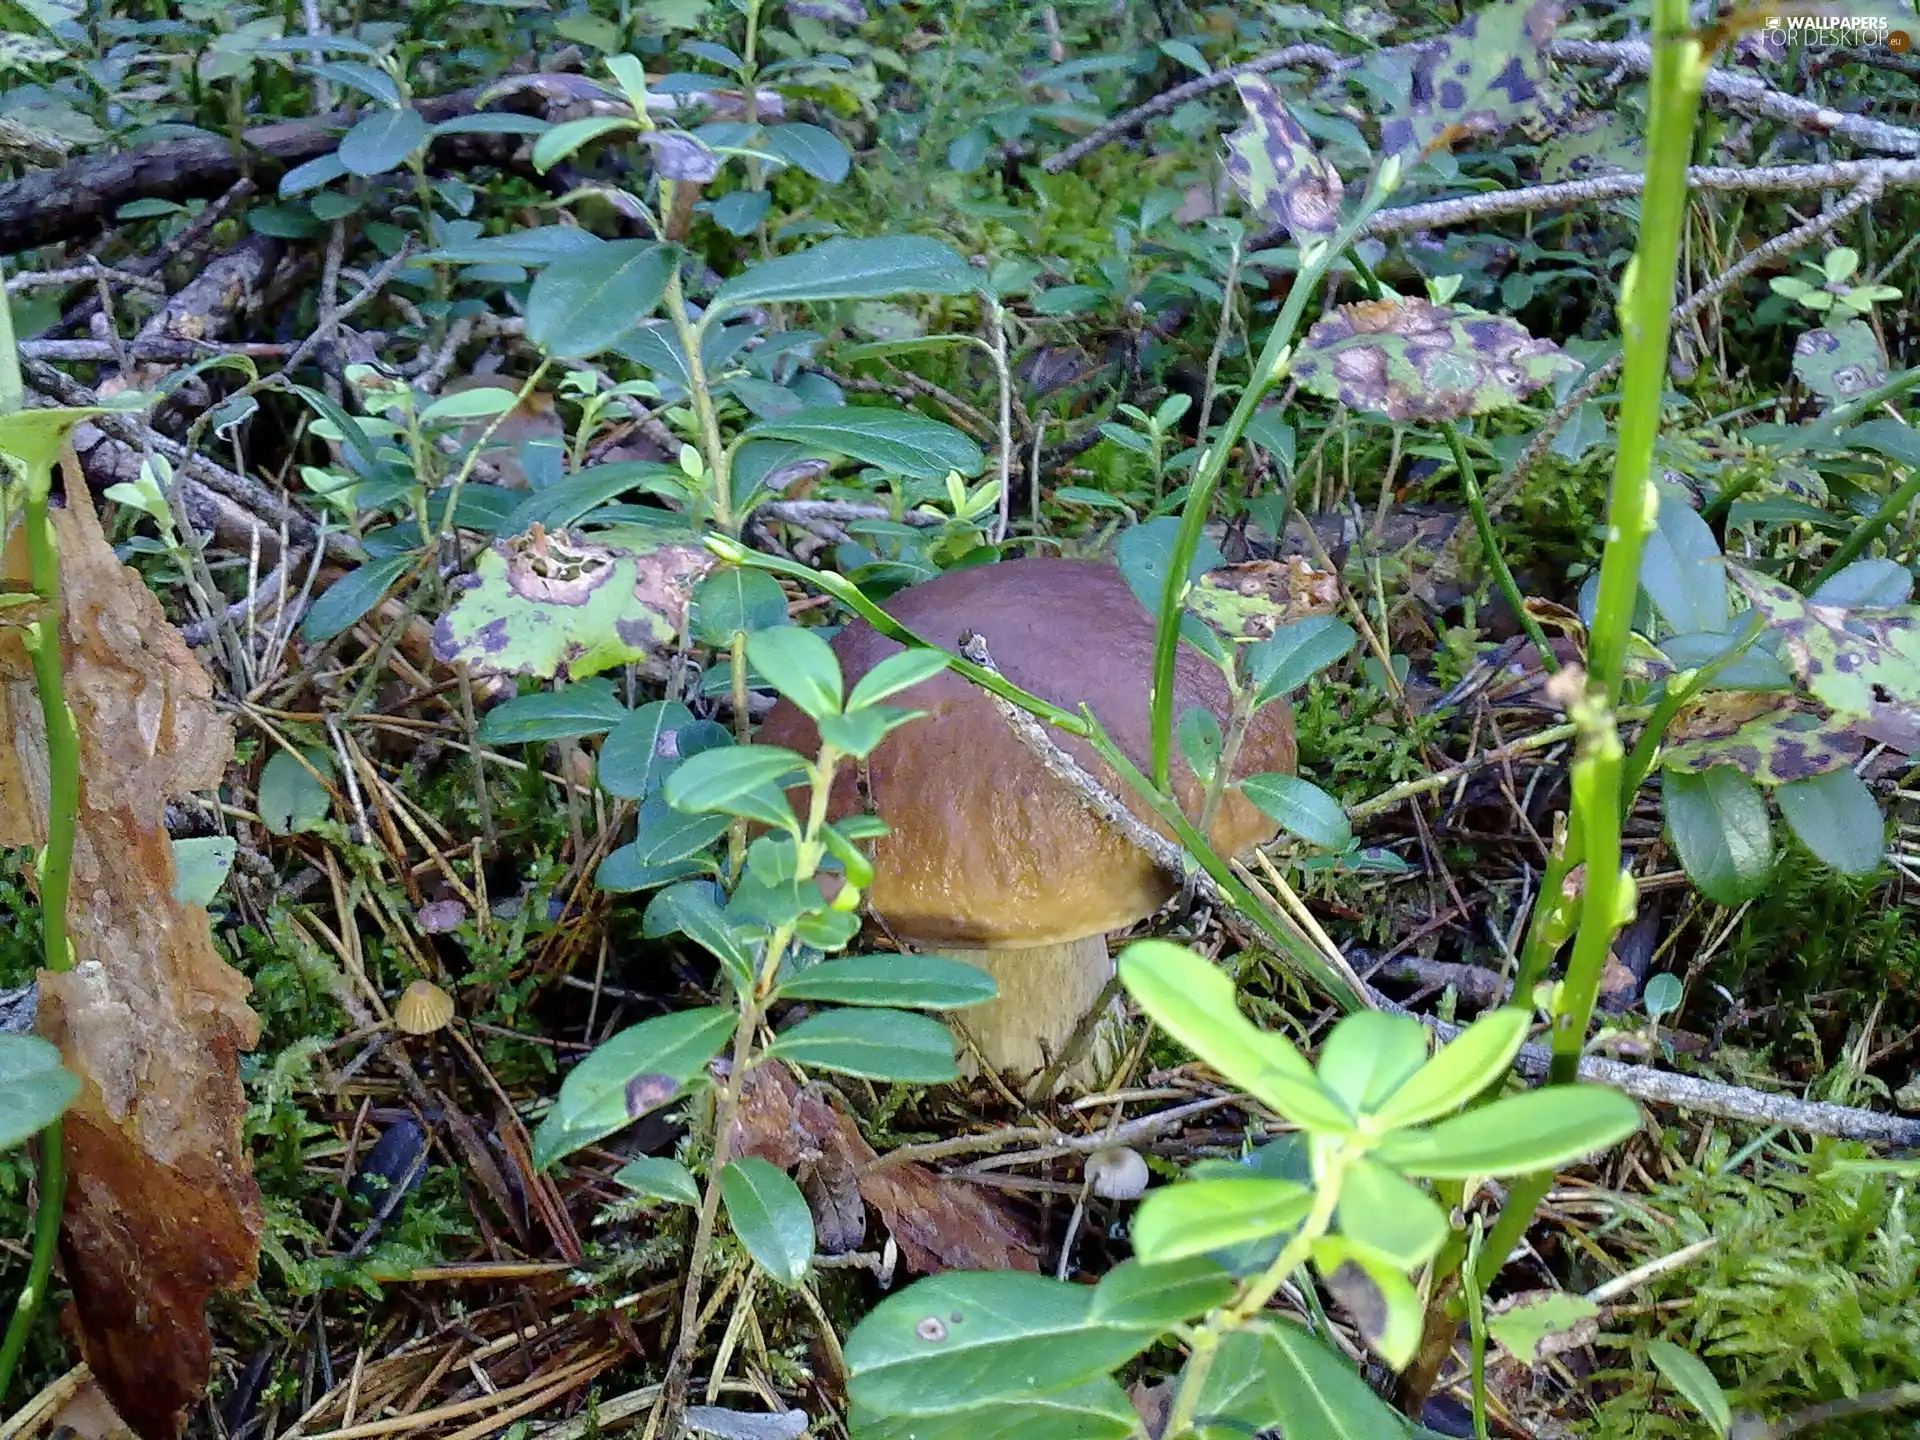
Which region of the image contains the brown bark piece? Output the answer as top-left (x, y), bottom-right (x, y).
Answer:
top-left (0, 463), bottom-right (261, 1440)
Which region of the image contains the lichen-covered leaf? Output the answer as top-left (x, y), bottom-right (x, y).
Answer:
top-left (1660, 692), bottom-right (1862, 785)
top-left (1793, 317), bottom-right (1886, 411)
top-left (1728, 565), bottom-right (1920, 742)
top-left (1326, 0), bottom-right (1571, 160)
top-left (1187, 557), bottom-right (1341, 641)
top-left (431, 525), bottom-right (714, 682)
top-left (1293, 297), bottom-right (1580, 422)
top-left (1537, 110), bottom-right (1644, 182)
top-left (1224, 75), bottom-right (1343, 248)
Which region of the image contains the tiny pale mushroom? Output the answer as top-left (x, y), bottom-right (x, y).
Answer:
top-left (394, 978), bottom-right (455, 1035)
top-left (1087, 1144), bottom-right (1151, 1200)
top-left (753, 557), bottom-right (1297, 1096)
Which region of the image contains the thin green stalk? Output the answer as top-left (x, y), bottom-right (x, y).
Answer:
top-left (1585, 0), bottom-right (1707, 708)
top-left (1148, 172), bottom-right (1402, 791)
top-left (1475, 0), bottom-right (1707, 1301)
top-left (0, 279), bottom-right (79, 1405)
top-left (671, 273), bottom-right (735, 533)
top-left (1807, 465), bottom-right (1920, 590)
top-left (1444, 423), bottom-right (1557, 675)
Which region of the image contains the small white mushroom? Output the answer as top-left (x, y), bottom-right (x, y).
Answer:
top-left (1087, 1144), bottom-right (1151, 1201)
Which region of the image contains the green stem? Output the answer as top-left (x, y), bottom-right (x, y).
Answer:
top-left (1163, 1156), bottom-right (1346, 1437)
top-left (0, 464), bottom-right (81, 1407)
top-left (1147, 175), bottom-right (1402, 790)
top-left (1807, 465), bottom-right (1920, 590)
top-left (671, 275), bottom-right (735, 533)
top-left (1444, 423), bottom-right (1557, 675)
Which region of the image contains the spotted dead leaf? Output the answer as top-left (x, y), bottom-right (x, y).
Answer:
top-left (1321, 0), bottom-right (1571, 158)
top-left (1537, 110), bottom-right (1644, 183)
top-left (431, 523), bottom-right (713, 682)
top-left (1224, 75), bottom-right (1343, 248)
top-left (0, 464), bottom-right (259, 1440)
top-left (1292, 296), bottom-right (1581, 423)
top-left (1662, 692), bottom-right (1863, 785)
top-left (1793, 317), bottom-right (1886, 411)
top-left (1188, 557), bottom-right (1340, 640)
top-left (1728, 565), bottom-right (1920, 741)
top-left (730, 1062), bottom-right (1039, 1275)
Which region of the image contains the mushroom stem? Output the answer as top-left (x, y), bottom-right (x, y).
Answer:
top-left (945, 936), bottom-right (1124, 1094)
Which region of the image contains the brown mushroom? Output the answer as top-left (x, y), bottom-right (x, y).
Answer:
top-left (753, 556), bottom-right (1295, 1093)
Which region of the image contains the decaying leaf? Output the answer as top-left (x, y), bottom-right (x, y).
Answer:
top-left (1729, 566), bottom-right (1920, 743)
top-left (1332, 0), bottom-right (1571, 159)
top-left (430, 523), bottom-right (713, 682)
top-left (1224, 75), bottom-right (1343, 249)
top-left (730, 1062), bottom-right (1040, 1275)
top-left (1792, 317), bottom-right (1886, 410)
top-left (1292, 296), bottom-right (1581, 422)
top-left (0, 466), bottom-right (260, 1440)
top-left (1188, 557), bottom-right (1341, 639)
top-left (1661, 692), bottom-right (1863, 785)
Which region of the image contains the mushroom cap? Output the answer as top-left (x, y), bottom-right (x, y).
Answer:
top-left (394, 979), bottom-right (455, 1035)
top-left (752, 557), bottom-right (1295, 949)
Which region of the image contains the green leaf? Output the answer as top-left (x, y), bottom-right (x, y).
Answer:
top-left (1369, 1007), bottom-right (1529, 1131)
top-left (691, 566), bottom-right (790, 646)
top-left (0, 1034), bottom-right (81, 1150)
top-left (531, 115), bottom-right (634, 172)
top-left (1662, 766), bottom-right (1774, 905)
top-left (720, 1155), bottom-right (814, 1287)
top-left (1776, 765), bottom-right (1885, 875)
top-left (613, 1155), bottom-right (701, 1207)
top-left (619, 792), bottom-right (729, 868)
top-left (1375, 1084), bottom-right (1641, 1180)
top-left (478, 680), bottom-right (630, 744)
top-left (524, 241), bottom-right (675, 359)
top-left (743, 406), bottom-right (986, 481)
top-left (0, 406), bottom-right (112, 477)
top-left (1335, 1158), bottom-right (1447, 1268)
top-left (663, 745), bottom-right (809, 814)
top-left (1315, 1011), bottom-right (1428, 1116)
top-left (764, 1008), bottom-right (959, 1083)
top-left (1484, 1291), bottom-right (1600, 1367)
top-left (597, 701), bottom-right (699, 800)
top-left (1130, 1178), bottom-right (1314, 1264)
top-left (501, 461), bottom-right (690, 535)
top-left (643, 882), bottom-right (754, 989)
top-left (1640, 493), bottom-right (1728, 635)
top-left (338, 105), bottom-right (428, 175)
top-left (816, 706), bottom-right (917, 759)
top-left (300, 552), bottom-right (414, 642)
top-left (1239, 772), bottom-right (1353, 851)
top-left (710, 236), bottom-right (973, 314)
top-left (1193, 1319), bottom-right (1414, 1440)
top-left (1646, 1339), bottom-right (1732, 1438)
top-left (762, 120), bottom-right (850, 182)
top-left (1177, 706), bottom-right (1222, 784)
top-left (532, 1006), bottom-right (733, 1168)
top-left (844, 1272), bottom-right (1161, 1417)
top-left (846, 648), bottom-right (951, 709)
top-left (747, 625), bottom-right (844, 721)
top-left (419, 386), bottom-right (519, 425)
top-left (258, 748), bottom-right (333, 836)
top-left (775, 954), bottom-right (997, 1010)
top-left (169, 836), bottom-right (237, 908)
top-left (848, 1380), bottom-right (1139, 1440)
top-left (1116, 940), bottom-right (1351, 1132)
top-left (426, 226), bottom-right (607, 266)
top-left (1088, 1257), bottom-right (1234, 1330)
top-left (1248, 614), bottom-right (1358, 704)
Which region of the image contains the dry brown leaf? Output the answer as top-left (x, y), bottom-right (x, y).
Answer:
top-left (0, 463), bottom-right (261, 1440)
top-left (731, 1062), bottom-right (1039, 1274)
